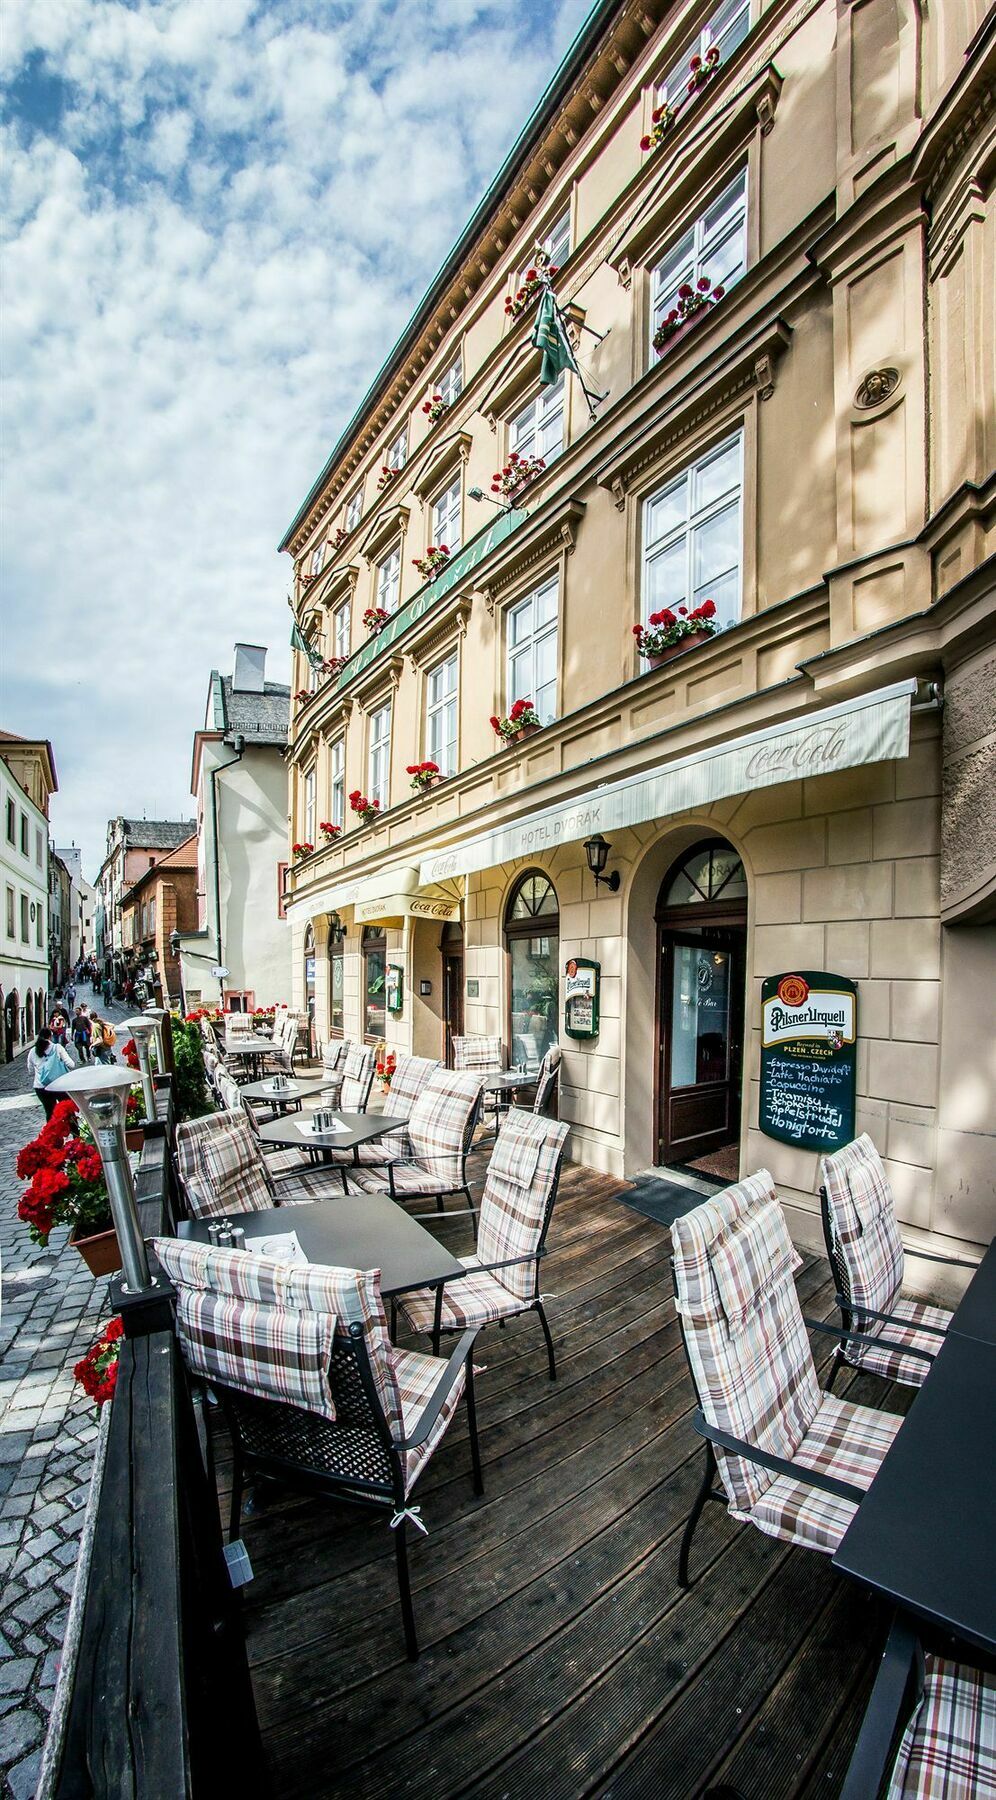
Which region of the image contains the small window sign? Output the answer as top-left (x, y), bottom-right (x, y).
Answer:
top-left (564, 957), bottom-right (600, 1039)
top-left (386, 965), bottom-right (404, 1014)
top-left (466, 978), bottom-right (480, 998)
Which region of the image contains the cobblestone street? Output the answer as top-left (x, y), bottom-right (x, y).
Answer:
top-left (0, 999), bottom-right (133, 1800)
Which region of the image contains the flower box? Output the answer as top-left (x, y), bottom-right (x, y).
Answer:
top-left (647, 630), bottom-right (713, 668)
top-left (511, 723), bottom-right (539, 744)
top-left (70, 1220), bottom-right (122, 1278)
top-left (634, 601), bottom-right (718, 665)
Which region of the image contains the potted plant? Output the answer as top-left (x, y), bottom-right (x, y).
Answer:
top-left (490, 699), bottom-right (542, 745)
top-left (319, 821), bottom-right (342, 842)
top-left (640, 103), bottom-right (675, 153)
top-left (294, 687), bottom-right (312, 705)
top-left (331, 525), bottom-right (348, 552)
top-left (422, 394), bottom-right (448, 426)
top-left (633, 598), bottom-right (719, 666)
top-left (349, 790), bottom-right (381, 827)
top-left (505, 254), bottom-right (560, 321)
top-left (375, 1050), bottom-right (397, 1095)
top-left (687, 44), bottom-right (720, 95)
top-left (16, 1099), bottom-right (125, 1275)
top-left (74, 1316), bottom-right (124, 1415)
top-left (652, 276), bottom-right (726, 354)
top-left (413, 545), bottom-right (451, 582)
top-left (376, 464), bottom-right (396, 492)
top-left (407, 760), bottom-right (440, 792)
top-left (321, 655), bottom-right (347, 680)
top-left (292, 840), bottom-right (314, 858)
top-left (363, 607), bottom-right (391, 635)
top-left (490, 453), bottom-right (546, 506)
top-left (120, 1038), bottom-right (149, 1148)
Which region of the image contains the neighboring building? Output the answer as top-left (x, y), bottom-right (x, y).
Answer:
top-left (48, 847), bottom-right (72, 989)
top-left (0, 731), bottom-right (57, 1059)
top-left (94, 816), bottom-right (196, 988)
top-left (281, 0), bottom-right (996, 1268)
top-left (121, 835), bottom-right (198, 1006)
top-left (56, 844), bottom-right (97, 967)
top-left (177, 644), bottom-right (292, 1013)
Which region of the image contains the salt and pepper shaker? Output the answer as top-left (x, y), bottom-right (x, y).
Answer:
top-left (229, 1225), bottom-right (246, 1250)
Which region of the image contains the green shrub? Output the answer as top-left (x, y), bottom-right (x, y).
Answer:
top-left (169, 1016), bottom-right (213, 1122)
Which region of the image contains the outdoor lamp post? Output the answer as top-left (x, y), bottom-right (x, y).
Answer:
top-left (142, 1005), bottom-right (168, 1074)
top-left (46, 1065), bottom-right (152, 1292)
top-left (122, 1014), bottom-right (159, 1124)
top-left (583, 833), bottom-right (621, 892)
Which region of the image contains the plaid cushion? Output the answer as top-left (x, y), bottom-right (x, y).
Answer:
top-left (175, 1113), bottom-right (273, 1219)
top-left (822, 1135), bottom-right (905, 1320)
top-left (887, 1656), bottom-right (996, 1799)
top-left (155, 1237), bottom-right (402, 1436)
top-left (227, 1015), bottom-right (254, 1035)
top-left (533, 1046), bottom-right (562, 1115)
top-left (710, 1198), bottom-right (801, 1337)
top-left (265, 1147), bottom-right (347, 1202)
top-left (406, 1069), bottom-right (482, 1185)
top-left (322, 1039), bottom-right (348, 1073)
top-left (340, 1045), bottom-right (376, 1113)
top-left (747, 1391), bottom-right (902, 1551)
top-left (346, 1162), bottom-right (455, 1197)
top-left (475, 1109), bottom-right (569, 1300)
top-left (331, 1056), bottom-right (439, 1167)
top-left (672, 1175), bottom-right (821, 1514)
top-left (392, 1345), bottom-right (466, 1492)
top-left (398, 1257), bottom-right (534, 1333)
top-left (216, 1072), bottom-right (245, 1112)
top-left (843, 1295), bottom-right (951, 1386)
top-left (452, 1035), bottom-right (503, 1073)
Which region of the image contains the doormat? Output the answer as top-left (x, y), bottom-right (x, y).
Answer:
top-left (616, 1174), bottom-right (718, 1229)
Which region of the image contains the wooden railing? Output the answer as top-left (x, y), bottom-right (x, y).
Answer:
top-left (46, 1085), bottom-right (264, 1798)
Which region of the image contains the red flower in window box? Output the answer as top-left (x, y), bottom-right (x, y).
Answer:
top-left (318, 822), bottom-right (341, 840)
top-left (491, 699), bottom-right (542, 745)
top-left (349, 791), bottom-right (381, 826)
top-left (490, 453), bottom-right (546, 505)
top-left (413, 545), bottom-right (451, 583)
top-left (294, 688), bottom-right (312, 705)
top-left (406, 760), bottom-right (440, 792)
top-left (363, 607), bottom-right (391, 635)
top-left (291, 842), bottom-right (314, 857)
top-left (422, 393), bottom-right (448, 425)
top-left (634, 598), bottom-right (718, 665)
top-left (376, 464), bottom-right (397, 491)
top-left (321, 655), bottom-right (347, 680)
top-left (504, 253), bottom-right (560, 320)
top-left (640, 101), bottom-right (675, 153)
top-left (652, 275), bottom-right (726, 354)
top-left (687, 44), bottom-right (720, 94)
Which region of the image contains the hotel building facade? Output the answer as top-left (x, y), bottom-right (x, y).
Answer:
top-left (282, 0), bottom-right (996, 1265)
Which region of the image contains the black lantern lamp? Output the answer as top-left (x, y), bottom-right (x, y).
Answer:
top-left (583, 834), bottom-right (620, 892)
top-left (328, 912), bottom-right (347, 945)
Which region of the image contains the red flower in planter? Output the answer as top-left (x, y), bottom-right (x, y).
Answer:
top-left (318, 821), bottom-right (341, 839)
top-left (349, 791), bottom-right (381, 824)
top-left (652, 274), bottom-right (727, 355)
top-left (634, 598), bottom-right (720, 661)
top-left (406, 760), bottom-right (440, 791)
top-left (74, 1316), bottom-right (124, 1413)
top-left (491, 699), bottom-right (541, 742)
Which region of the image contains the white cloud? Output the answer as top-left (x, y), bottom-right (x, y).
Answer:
top-left (0, 0), bottom-right (591, 873)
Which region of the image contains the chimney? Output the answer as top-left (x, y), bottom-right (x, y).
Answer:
top-left (233, 643), bottom-right (267, 694)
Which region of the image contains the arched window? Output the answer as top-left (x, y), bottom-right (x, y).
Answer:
top-left (362, 926), bottom-right (387, 1043)
top-left (504, 871), bottom-right (559, 1072)
top-left (659, 841), bottom-right (746, 914)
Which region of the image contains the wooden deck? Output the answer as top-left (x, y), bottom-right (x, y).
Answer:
top-left (211, 1157), bottom-right (913, 1800)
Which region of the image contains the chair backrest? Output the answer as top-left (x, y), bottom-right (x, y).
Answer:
top-left (377, 1055), bottom-right (440, 1155)
top-left (533, 1045), bottom-right (562, 1115)
top-left (452, 1034), bottom-right (503, 1073)
top-left (154, 1238), bottom-right (405, 1476)
top-left (406, 1068), bottom-right (482, 1184)
top-left (322, 1038), bottom-right (348, 1073)
top-left (340, 1044), bottom-right (376, 1113)
top-left (215, 1071), bottom-right (244, 1112)
top-left (227, 1013), bottom-right (254, 1036)
top-left (477, 1109), bottom-right (570, 1299)
top-left (671, 1173), bottom-right (821, 1515)
top-left (174, 1111), bottom-right (273, 1219)
top-left (820, 1135), bottom-right (905, 1321)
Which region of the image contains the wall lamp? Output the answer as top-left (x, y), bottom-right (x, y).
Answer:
top-left (583, 834), bottom-right (620, 892)
top-left (327, 912), bottom-right (347, 945)
top-left (468, 486), bottom-right (509, 511)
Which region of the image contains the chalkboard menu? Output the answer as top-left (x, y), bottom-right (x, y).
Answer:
top-left (759, 971), bottom-right (857, 1153)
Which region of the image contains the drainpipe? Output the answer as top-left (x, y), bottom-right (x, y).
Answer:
top-left (210, 734), bottom-right (245, 985)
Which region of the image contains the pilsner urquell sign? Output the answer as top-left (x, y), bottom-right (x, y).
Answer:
top-left (759, 972), bottom-right (858, 1153)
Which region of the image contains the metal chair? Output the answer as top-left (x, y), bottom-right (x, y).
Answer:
top-left (174, 1110), bottom-right (346, 1215)
top-left (338, 1043), bottom-right (376, 1113)
top-left (820, 1136), bottom-right (957, 1390)
top-left (330, 1054), bottom-right (439, 1170)
top-left (839, 1613), bottom-right (996, 1799)
top-left (671, 1172), bottom-right (904, 1588)
top-left (532, 1044), bottom-right (562, 1116)
top-left (154, 1237), bottom-right (483, 1661)
top-left (397, 1108), bottom-right (569, 1375)
top-left (347, 1068), bottom-right (482, 1214)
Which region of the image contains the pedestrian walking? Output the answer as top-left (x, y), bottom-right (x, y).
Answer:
top-left (65, 981), bottom-right (76, 1011)
top-left (27, 1029), bottom-right (76, 1121)
top-left (102, 976), bottom-right (112, 1008)
top-left (90, 1014), bottom-right (117, 1065)
top-left (48, 1007), bottom-right (69, 1047)
top-left (71, 1005), bottom-right (92, 1064)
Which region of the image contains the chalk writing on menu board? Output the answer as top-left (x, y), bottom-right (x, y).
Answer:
top-left (759, 972), bottom-right (858, 1153)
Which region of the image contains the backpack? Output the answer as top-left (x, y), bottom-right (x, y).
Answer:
top-left (37, 1047), bottom-right (65, 1088)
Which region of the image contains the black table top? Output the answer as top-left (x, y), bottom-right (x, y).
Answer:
top-left (224, 1035), bottom-right (278, 1054)
top-left (948, 1235), bottom-right (996, 1347)
top-left (481, 1071), bottom-right (535, 1092)
top-left (256, 1111), bottom-right (405, 1152)
top-left (833, 1330), bottom-right (996, 1653)
top-left (238, 1075), bottom-right (335, 1104)
top-left (177, 1193), bottom-right (463, 1296)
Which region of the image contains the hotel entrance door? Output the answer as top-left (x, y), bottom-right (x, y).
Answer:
top-left (656, 842), bottom-right (747, 1170)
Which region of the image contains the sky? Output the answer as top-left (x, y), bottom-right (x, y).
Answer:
top-left (1, 0), bottom-right (591, 879)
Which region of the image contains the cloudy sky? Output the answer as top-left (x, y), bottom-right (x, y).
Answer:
top-left (1, 0), bottom-right (590, 876)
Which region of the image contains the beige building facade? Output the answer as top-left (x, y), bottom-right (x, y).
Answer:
top-left (282, 0), bottom-right (996, 1266)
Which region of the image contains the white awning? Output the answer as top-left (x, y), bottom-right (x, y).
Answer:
top-left (418, 681), bottom-right (916, 886)
top-left (286, 864), bottom-right (461, 925)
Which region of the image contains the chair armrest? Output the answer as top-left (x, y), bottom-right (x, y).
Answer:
top-left (397, 1329), bottom-right (478, 1449)
top-left (839, 1614), bottom-right (923, 1800)
top-left (460, 1250), bottom-right (545, 1277)
top-left (692, 1409), bottom-right (866, 1505)
top-left (832, 1296), bottom-right (948, 1339)
top-left (902, 1245), bottom-right (978, 1271)
top-left (265, 1161), bottom-right (326, 1189)
top-left (804, 1315), bottom-right (935, 1366)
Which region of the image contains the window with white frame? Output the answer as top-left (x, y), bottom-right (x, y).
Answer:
top-left (655, 0), bottom-right (751, 108)
top-left (435, 355), bottom-right (462, 407)
top-left (333, 601), bottom-right (350, 660)
top-left (310, 541), bottom-right (326, 578)
top-left (386, 425), bottom-right (408, 471)
top-left (329, 738), bottom-right (345, 830)
top-left (642, 431), bottom-right (743, 633)
top-left (509, 374), bottom-right (565, 466)
top-left (426, 653), bottom-right (458, 777)
top-left (430, 476), bottom-right (462, 554)
top-left (369, 703), bottom-right (392, 810)
top-left (345, 489), bottom-right (363, 533)
top-left (507, 575), bottom-right (558, 726)
top-left (303, 768), bottom-right (316, 845)
top-left (376, 544), bottom-right (401, 614)
top-left (650, 168), bottom-right (748, 348)
top-left (542, 208), bottom-right (571, 269)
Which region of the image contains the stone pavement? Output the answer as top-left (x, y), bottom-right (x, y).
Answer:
top-left (0, 998), bottom-right (134, 1800)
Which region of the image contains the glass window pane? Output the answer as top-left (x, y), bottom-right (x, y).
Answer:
top-left (544, 210), bottom-right (571, 267)
top-left (645, 538), bottom-right (687, 616)
top-left (670, 946), bottom-right (732, 1088)
top-left (509, 598), bottom-right (532, 646)
top-left (645, 475), bottom-right (688, 548)
top-left (693, 565), bottom-right (739, 628)
top-left (701, 218), bottom-right (746, 291)
top-left (693, 501), bottom-right (740, 587)
top-left (693, 437), bottom-right (740, 511)
top-left (509, 647), bottom-right (532, 703)
top-left (330, 949), bottom-right (344, 1034)
top-left (364, 941), bottom-right (386, 1040)
top-left (508, 934), bottom-right (559, 1068)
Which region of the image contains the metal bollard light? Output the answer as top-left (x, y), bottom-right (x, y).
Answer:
top-left (142, 1005), bottom-right (169, 1077)
top-left (121, 1014), bottom-right (159, 1125)
top-left (47, 1065), bottom-right (153, 1293)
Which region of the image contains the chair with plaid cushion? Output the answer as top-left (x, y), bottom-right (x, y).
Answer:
top-left (839, 1614), bottom-right (996, 1800)
top-left (154, 1237), bottom-right (483, 1660)
top-left (175, 1111), bottom-right (347, 1217)
top-left (330, 1055), bottom-right (439, 1172)
top-left (820, 1136), bottom-right (955, 1390)
top-left (671, 1172), bottom-right (904, 1588)
top-left (532, 1045), bottom-right (561, 1117)
top-left (452, 1035), bottom-right (503, 1074)
top-left (397, 1108), bottom-right (570, 1376)
top-left (338, 1044), bottom-right (376, 1113)
top-left (347, 1068), bottom-right (482, 1215)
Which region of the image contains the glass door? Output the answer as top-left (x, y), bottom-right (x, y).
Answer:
top-left (659, 927), bottom-right (744, 1164)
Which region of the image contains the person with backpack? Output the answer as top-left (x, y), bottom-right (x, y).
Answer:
top-left (90, 1015), bottom-right (116, 1065)
top-left (72, 1006), bottom-right (92, 1064)
top-left (27, 1029), bottom-right (76, 1120)
top-left (49, 1008), bottom-right (69, 1048)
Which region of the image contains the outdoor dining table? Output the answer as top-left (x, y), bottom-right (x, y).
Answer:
top-left (946, 1232), bottom-right (996, 1346)
top-left (255, 1109), bottom-right (406, 1164)
top-left (177, 1192), bottom-right (463, 1299)
top-left (223, 1034), bottom-right (279, 1063)
top-left (237, 1074), bottom-right (336, 1113)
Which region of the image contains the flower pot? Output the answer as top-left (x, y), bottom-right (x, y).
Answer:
top-left (512, 723), bottom-right (540, 743)
top-left (125, 1126), bottom-right (144, 1152)
top-left (70, 1221), bottom-right (122, 1277)
top-left (654, 314), bottom-right (706, 357)
top-left (648, 630), bottom-right (713, 668)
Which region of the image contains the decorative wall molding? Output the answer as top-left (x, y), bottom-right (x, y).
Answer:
top-left (360, 506), bottom-right (410, 565)
top-left (411, 432), bottom-right (474, 503)
top-left (477, 498), bottom-right (586, 613)
top-left (404, 595), bottom-right (474, 669)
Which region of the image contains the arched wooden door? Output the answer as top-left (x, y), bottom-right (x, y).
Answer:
top-left (656, 841), bottom-right (747, 1170)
